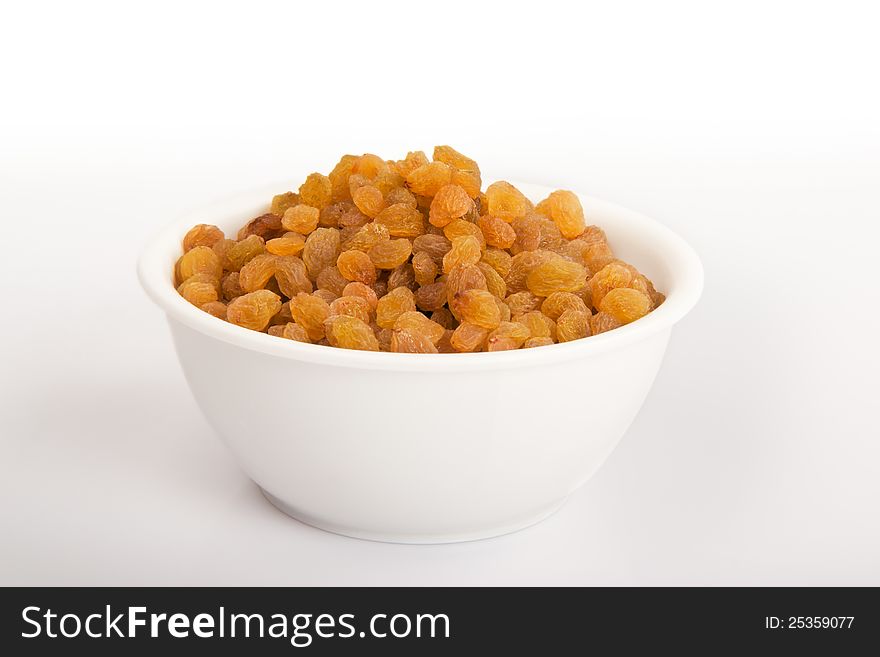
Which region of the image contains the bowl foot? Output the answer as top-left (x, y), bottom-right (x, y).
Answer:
top-left (259, 488), bottom-right (569, 544)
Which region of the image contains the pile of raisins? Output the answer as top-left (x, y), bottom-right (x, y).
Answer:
top-left (175, 147), bottom-right (664, 352)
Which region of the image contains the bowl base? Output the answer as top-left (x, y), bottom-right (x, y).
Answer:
top-left (259, 488), bottom-right (569, 544)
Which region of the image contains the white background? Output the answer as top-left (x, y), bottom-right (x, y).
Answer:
top-left (1, 0), bottom-right (878, 585)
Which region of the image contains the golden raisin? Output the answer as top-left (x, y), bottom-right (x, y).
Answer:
top-left (342, 281), bottom-right (379, 310)
top-left (556, 309), bottom-right (591, 342)
top-left (289, 293), bottom-right (331, 341)
top-left (369, 239), bottom-right (412, 270)
top-left (598, 287), bottom-right (652, 324)
top-left (269, 191), bottom-right (301, 216)
top-left (406, 161), bottom-right (454, 197)
top-left (183, 224), bottom-right (224, 251)
top-left (485, 181), bottom-right (530, 222)
top-left (452, 289), bottom-right (501, 329)
top-left (282, 204), bottom-right (320, 235)
top-left (526, 257), bottom-right (588, 297)
top-left (375, 203), bottom-right (425, 238)
top-left (429, 184), bottom-right (473, 227)
top-left (329, 295), bottom-right (373, 324)
top-left (450, 322), bottom-right (488, 352)
top-left (227, 290), bottom-right (282, 331)
top-left (375, 286), bottom-right (417, 329)
top-left (302, 227), bottom-right (341, 278)
top-left (391, 329), bottom-right (439, 353)
top-left (266, 233), bottom-right (306, 256)
top-left (442, 235), bottom-right (482, 274)
top-left (394, 311), bottom-right (445, 345)
top-left (337, 249), bottom-right (377, 285)
top-left (324, 315), bottom-right (380, 351)
top-left (352, 185), bottom-right (386, 218)
top-left (535, 190), bottom-right (586, 239)
top-left (176, 246), bottom-right (223, 283)
top-left (541, 291), bottom-right (588, 321)
top-left (478, 215), bottom-right (516, 249)
top-left (299, 173), bottom-right (333, 209)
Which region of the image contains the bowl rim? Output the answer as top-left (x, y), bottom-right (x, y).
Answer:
top-left (138, 180), bottom-right (703, 372)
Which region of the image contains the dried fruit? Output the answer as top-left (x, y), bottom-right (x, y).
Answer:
top-left (375, 203), bottom-right (424, 238)
top-left (183, 224), bottom-right (224, 251)
top-left (391, 329), bottom-right (439, 353)
top-left (451, 289), bottom-right (501, 329)
top-left (337, 249), bottom-right (377, 285)
top-left (289, 292), bottom-right (331, 341)
top-left (352, 185), bottom-right (386, 218)
top-left (526, 257), bottom-right (588, 297)
top-left (302, 227), bottom-right (341, 277)
top-left (375, 286), bottom-right (416, 329)
top-left (485, 181), bottom-right (530, 222)
top-left (176, 146), bottom-right (662, 351)
top-left (598, 287), bottom-right (652, 324)
top-left (429, 184), bottom-right (473, 227)
top-left (369, 239), bottom-right (412, 270)
top-left (556, 309), bottom-right (591, 342)
top-left (299, 173), bottom-right (333, 209)
top-left (541, 291), bottom-right (588, 321)
top-left (535, 190), bottom-right (586, 239)
top-left (450, 322), bottom-right (488, 352)
top-left (282, 204), bottom-right (320, 234)
top-left (266, 233), bottom-right (306, 256)
top-left (227, 290), bottom-right (282, 331)
top-left (324, 315), bottom-right (380, 351)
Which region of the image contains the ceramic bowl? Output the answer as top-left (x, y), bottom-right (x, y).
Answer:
top-left (138, 181), bottom-right (703, 543)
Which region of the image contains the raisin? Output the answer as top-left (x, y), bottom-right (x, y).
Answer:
top-left (391, 329), bottom-right (439, 353)
top-left (352, 185), bottom-right (386, 218)
top-left (385, 186), bottom-right (418, 208)
top-left (590, 311), bottom-right (623, 334)
top-left (512, 311), bottom-right (554, 340)
top-left (343, 222), bottom-right (390, 252)
top-left (429, 184), bottom-right (473, 227)
top-left (227, 290), bottom-right (282, 331)
top-left (328, 155), bottom-right (359, 202)
top-left (505, 250), bottom-right (554, 293)
top-left (337, 249), bottom-right (377, 285)
top-left (351, 153), bottom-right (387, 179)
top-left (535, 190), bottom-right (586, 239)
top-left (200, 300), bottom-right (228, 320)
top-left (481, 247), bottom-right (512, 278)
top-left (598, 287), bottom-right (652, 324)
top-left (221, 271), bottom-right (244, 301)
top-left (269, 191), bottom-right (301, 216)
top-left (183, 224), bottom-right (224, 251)
top-left (324, 315), bottom-right (380, 351)
top-left (485, 181), bottom-right (530, 222)
top-left (415, 280), bottom-right (448, 312)
top-left (405, 161), bottom-right (454, 196)
top-left (443, 219), bottom-right (486, 250)
top-left (450, 322), bottom-right (488, 352)
top-left (445, 263), bottom-right (487, 308)
top-left (313, 288), bottom-right (338, 304)
top-left (394, 151), bottom-right (430, 179)
top-left (375, 203), bottom-right (425, 238)
top-left (523, 337), bottom-right (554, 348)
top-left (237, 213), bottom-right (284, 241)
top-left (476, 261), bottom-right (507, 299)
top-left (282, 204), bottom-right (320, 234)
top-left (329, 295), bottom-right (373, 324)
top-left (369, 239), bottom-right (412, 270)
top-left (478, 215), bottom-right (516, 249)
top-left (412, 234), bottom-right (452, 266)
top-left (394, 311), bottom-right (445, 345)
top-left (556, 309), bottom-right (591, 342)
top-left (451, 289), bottom-right (501, 329)
top-left (488, 321), bottom-right (531, 347)
top-left (588, 262), bottom-right (635, 309)
top-left (302, 227), bottom-right (341, 278)
top-left (176, 245), bottom-right (223, 283)
top-left (315, 265), bottom-right (348, 296)
top-left (387, 263), bottom-right (417, 291)
top-left (442, 235), bottom-right (482, 273)
top-left (226, 235), bottom-right (266, 271)
top-left (430, 307), bottom-right (455, 329)
top-left (412, 251), bottom-right (438, 286)
top-left (178, 275), bottom-right (219, 307)
top-left (541, 291), bottom-right (588, 321)
top-left (274, 256), bottom-right (313, 297)
top-left (504, 291), bottom-right (543, 316)
top-left (510, 214), bottom-right (542, 254)
top-left (266, 233), bottom-right (306, 256)
top-left (583, 241), bottom-right (615, 273)
top-left (375, 286), bottom-right (416, 329)
top-left (238, 253), bottom-right (277, 292)
top-left (289, 293), bottom-right (331, 341)
top-left (342, 281), bottom-right (379, 310)
top-left (299, 173), bottom-right (333, 209)
top-left (281, 322), bottom-right (311, 342)
top-left (526, 257), bottom-right (588, 297)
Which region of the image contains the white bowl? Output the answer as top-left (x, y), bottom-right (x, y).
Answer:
top-left (138, 181), bottom-right (703, 543)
